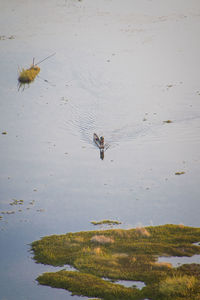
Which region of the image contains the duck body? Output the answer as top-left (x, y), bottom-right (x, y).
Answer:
top-left (93, 133), bottom-right (104, 150)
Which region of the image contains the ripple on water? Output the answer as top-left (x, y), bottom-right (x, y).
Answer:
top-left (63, 91), bottom-right (200, 154)
top-left (63, 100), bottom-right (152, 149)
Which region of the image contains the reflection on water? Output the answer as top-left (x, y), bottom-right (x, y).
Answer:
top-left (158, 255), bottom-right (200, 267)
top-left (64, 100), bottom-right (152, 148)
top-left (103, 277), bottom-right (146, 289)
top-left (100, 149), bottom-right (104, 160)
top-left (116, 280), bottom-right (146, 290)
top-left (63, 96), bottom-right (154, 162)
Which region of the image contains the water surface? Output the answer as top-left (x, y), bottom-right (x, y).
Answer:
top-left (0, 0), bottom-right (200, 299)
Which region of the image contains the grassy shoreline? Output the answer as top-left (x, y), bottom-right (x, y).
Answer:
top-left (31, 224), bottom-right (200, 299)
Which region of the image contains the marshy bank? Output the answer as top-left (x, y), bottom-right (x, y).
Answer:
top-left (32, 224), bottom-right (200, 300)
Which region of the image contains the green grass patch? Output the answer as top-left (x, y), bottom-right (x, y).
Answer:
top-left (31, 224), bottom-right (200, 299)
top-left (91, 220), bottom-right (122, 226)
top-left (37, 270), bottom-right (140, 300)
top-left (159, 275), bottom-right (199, 298)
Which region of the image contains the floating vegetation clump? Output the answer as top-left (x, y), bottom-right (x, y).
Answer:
top-left (1, 211), bottom-right (15, 215)
top-left (31, 224), bottom-right (200, 300)
top-left (0, 35), bottom-right (15, 40)
top-left (0, 198), bottom-right (43, 224)
top-left (91, 219), bottom-right (122, 226)
top-left (9, 199), bottom-right (24, 206)
top-left (163, 120), bottom-right (173, 124)
top-left (175, 171), bottom-right (185, 175)
top-left (18, 53), bottom-right (56, 88)
top-left (37, 209), bottom-right (45, 212)
top-left (18, 65), bottom-right (40, 83)
top-left (29, 200), bottom-right (35, 205)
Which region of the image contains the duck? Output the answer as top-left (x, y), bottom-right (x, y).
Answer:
top-left (93, 133), bottom-right (104, 149)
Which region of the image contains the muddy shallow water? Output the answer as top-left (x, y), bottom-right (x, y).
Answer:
top-left (0, 0), bottom-right (200, 299)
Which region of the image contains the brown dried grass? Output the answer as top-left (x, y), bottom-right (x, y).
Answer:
top-left (18, 65), bottom-right (40, 83)
top-left (135, 227), bottom-right (150, 237)
top-left (90, 235), bottom-right (114, 244)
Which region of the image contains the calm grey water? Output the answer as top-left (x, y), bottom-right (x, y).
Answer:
top-left (0, 0), bottom-right (200, 299)
top-left (158, 254), bottom-right (200, 267)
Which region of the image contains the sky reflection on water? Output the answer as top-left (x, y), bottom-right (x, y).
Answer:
top-left (0, 0), bottom-right (200, 299)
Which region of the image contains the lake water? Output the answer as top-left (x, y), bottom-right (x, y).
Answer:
top-left (0, 0), bottom-right (200, 299)
top-left (103, 277), bottom-right (146, 289)
top-left (158, 254), bottom-right (200, 268)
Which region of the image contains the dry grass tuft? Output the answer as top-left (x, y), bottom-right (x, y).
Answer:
top-left (159, 275), bottom-right (198, 297)
top-left (175, 171), bottom-right (185, 175)
top-left (178, 223), bottom-right (185, 228)
top-left (135, 227), bottom-right (150, 237)
top-left (73, 236), bottom-right (84, 243)
top-left (90, 235), bottom-right (114, 244)
top-left (163, 120), bottom-right (173, 124)
top-left (93, 247), bottom-right (102, 255)
top-left (114, 229), bottom-right (130, 238)
top-left (18, 65), bottom-right (40, 83)
top-left (153, 261), bottom-right (172, 269)
top-left (112, 253), bottom-right (129, 258)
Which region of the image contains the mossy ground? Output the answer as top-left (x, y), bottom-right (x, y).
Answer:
top-left (31, 224), bottom-right (200, 299)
